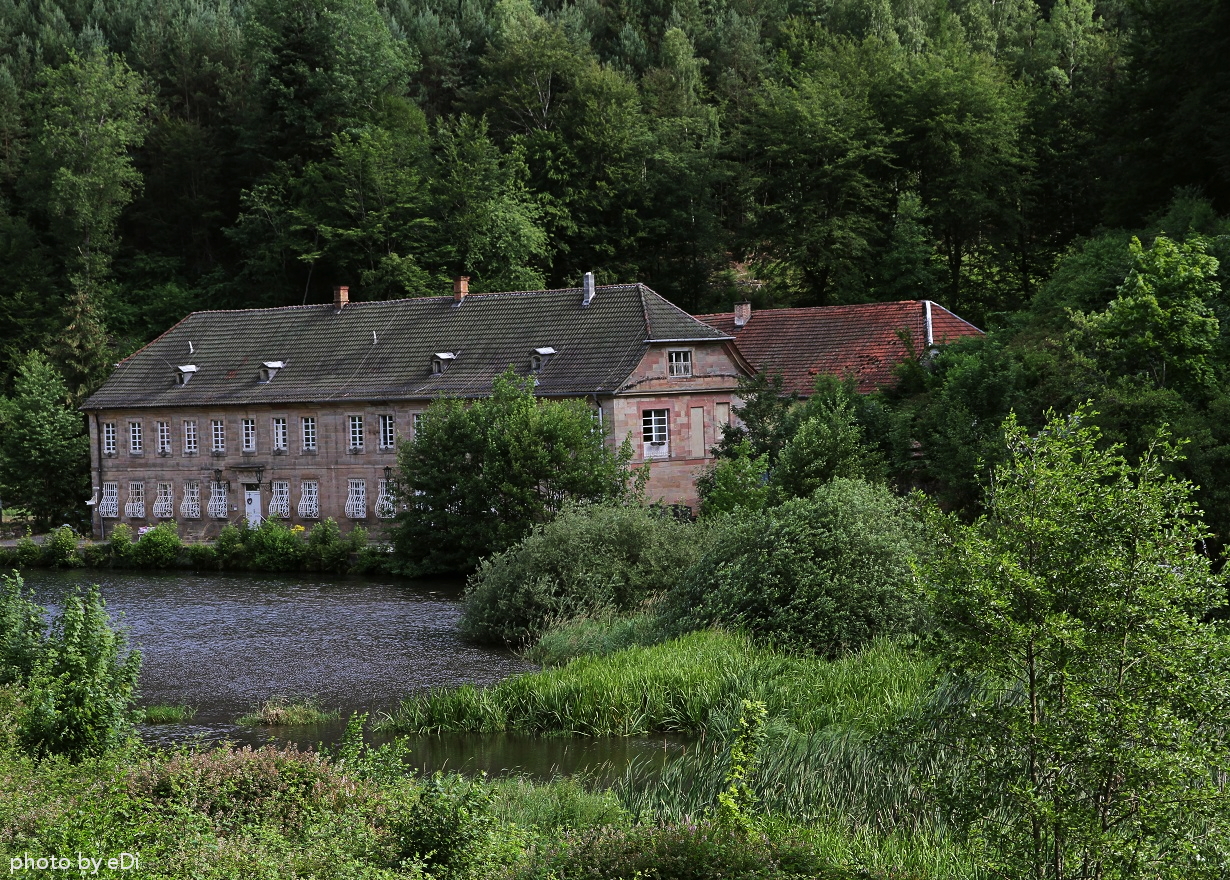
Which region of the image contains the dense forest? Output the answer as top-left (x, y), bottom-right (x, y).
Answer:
top-left (2, 0), bottom-right (1230, 533)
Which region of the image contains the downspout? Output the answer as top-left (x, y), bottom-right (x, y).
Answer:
top-left (924, 300), bottom-right (934, 347)
top-left (93, 412), bottom-right (105, 541)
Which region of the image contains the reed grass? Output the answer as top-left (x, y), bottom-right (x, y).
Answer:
top-left (378, 631), bottom-right (934, 738)
top-left (139, 704), bottom-right (195, 724)
top-left (237, 696), bottom-right (339, 726)
top-left (526, 613), bottom-right (665, 668)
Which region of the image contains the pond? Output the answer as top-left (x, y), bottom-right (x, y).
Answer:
top-left (18, 569), bottom-right (678, 778)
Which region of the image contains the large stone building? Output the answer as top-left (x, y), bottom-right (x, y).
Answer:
top-left (81, 279), bottom-right (752, 540)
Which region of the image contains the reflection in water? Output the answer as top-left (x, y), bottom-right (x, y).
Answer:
top-left (18, 569), bottom-right (686, 779)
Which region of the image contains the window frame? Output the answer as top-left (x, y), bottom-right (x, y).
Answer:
top-left (102, 423), bottom-right (117, 456)
top-left (242, 418), bottom-right (257, 452)
top-left (211, 419), bottom-right (226, 454)
top-left (272, 417), bottom-right (288, 452)
top-left (667, 349), bottom-right (693, 378)
top-left (642, 408), bottom-right (669, 458)
top-left (348, 415), bottom-right (365, 452)
top-left (184, 420), bottom-right (198, 455)
top-left (156, 421), bottom-right (171, 455)
top-left (129, 421), bottom-right (143, 455)
top-left (301, 416), bottom-right (317, 452)
top-left (378, 414), bottom-right (395, 450)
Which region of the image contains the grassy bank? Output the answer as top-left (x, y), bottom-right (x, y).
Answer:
top-left (379, 630), bottom-right (933, 738)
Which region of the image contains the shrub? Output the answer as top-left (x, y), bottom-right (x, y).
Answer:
top-left (17, 584), bottom-right (140, 759)
top-left (0, 573), bottom-right (45, 683)
top-left (461, 502), bottom-right (703, 648)
top-left (304, 518), bottom-right (351, 573)
top-left (14, 534), bottom-right (40, 567)
top-left (215, 522), bottom-right (249, 568)
top-left (134, 522), bottom-right (182, 568)
top-left (769, 399), bottom-right (877, 501)
top-left (107, 523), bottom-right (135, 567)
top-left (41, 525), bottom-right (81, 568)
top-left (664, 479), bottom-right (924, 657)
top-left (184, 542), bottom-right (218, 569)
top-left (696, 440), bottom-right (770, 518)
top-left (387, 772), bottom-right (495, 878)
top-left (246, 518), bottom-right (306, 571)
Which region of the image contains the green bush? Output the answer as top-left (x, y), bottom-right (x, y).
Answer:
top-left (134, 523), bottom-right (182, 568)
top-left (41, 525), bottom-right (81, 568)
top-left (388, 772), bottom-right (495, 878)
top-left (0, 547), bottom-right (14, 569)
top-left (78, 542), bottom-right (109, 568)
top-left (14, 534), bottom-right (40, 567)
top-left (245, 519), bottom-right (306, 571)
top-left (461, 502), bottom-right (703, 648)
top-left (664, 479), bottom-right (924, 657)
top-left (107, 523), bottom-right (135, 567)
top-left (15, 584), bottom-right (140, 760)
top-left (304, 518), bottom-right (351, 573)
top-left (215, 522), bottom-right (249, 569)
top-left (184, 542), bottom-right (218, 569)
top-left (0, 573), bottom-right (45, 683)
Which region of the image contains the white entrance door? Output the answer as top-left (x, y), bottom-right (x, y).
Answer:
top-left (244, 487), bottom-right (262, 527)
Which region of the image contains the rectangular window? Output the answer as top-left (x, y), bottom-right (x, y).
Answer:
top-left (412, 413), bottom-right (423, 437)
top-left (345, 478), bottom-right (367, 518)
top-left (129, 421), bottom-right (143, 454)
top-left (302, 417), bottom-right (317, 451)
top-left (99, 482), bottom-right (119, 518)
top-left (379, 414), bottom-right (395, 449)
top-left (156, 421), bottom-right (171, 455)
top-left (153, 482), bottom-right (174, 518)
top-left (103, 423), bottom-right (116, 456)
top-left (242, 418), bottom-right (256, 452)
top-left (668, 350), bottom-right (693, 377)
top-left (376, 479), bottom-right (396, 519)
top-left (208, 480), bottom-right (228, 518)
top-left (642, 409), bottom-right (669, 459)
top-left (269, 480), bottom-right (290, 518)
top-left (298, 480), bottom-right (319, 519)
top-left (125, 481), bottom-right (145, 519)
top-left (211, 419), bottom-right (225, 453)
top-left (181, 481), bottom-right (201, 519)
top-left (348, 415), bottom-right (364, 451)
top-left (272, 418), bottom-right (288, 451)
top-left (184, 421), bottom-right (198, 455)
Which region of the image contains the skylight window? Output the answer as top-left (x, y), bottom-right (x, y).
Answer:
top-left (531, 347), bottom-right (556, 373)
top-left (176, 364), bottom-right (197, 386)
top-left (259, 361), bottom-right (285, 383)
top-left (432, 352), bottom-right (457, 375)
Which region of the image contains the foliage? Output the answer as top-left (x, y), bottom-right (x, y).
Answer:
top-left (133, 522), bottom-right (182, 568)
top-left (714, 698), bottom-right (767, 835)
top-left (40, 525), bottom-right (80, 568)
top-left (666, 479), bottom-right (924, 657)
top-left (0, 352), bottom-right (89, 529)
top-left (770, 398), bottom-right (878, 501)
top-left (393, 372), bottom-right (637, 575)
top-left (245, 517), bottom-right (306, 571)
top-left (139, 704), bottom-right (194, 723)
top-left (380, 630), bottom-right (932, 738)
top-left (525, 613), bottom-right (664, 668)
top-left (1075, 234), bottom-right (1221, 392)
top-left (237, 696), bottom-right (338, 727)
top-left (106, 523), bottom-right (135, 567)
top-left (303, 517), bottom-right (353, 573)
top-left (696, 440), bottom-right (770, 518)
top-left (917, 407), bottom-right (1230, 877)
top-left (214, 522), bottom-right (249, 569)
top-left (460, 501), bottom-right (700, 647)
top-left (388, 772), bottom-right (496, 879)
top-left (0, 573), bottom-right (44, 684)
top-left (16, 584), bottom-right (140, 760)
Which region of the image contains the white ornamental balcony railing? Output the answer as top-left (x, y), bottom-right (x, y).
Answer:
top-left (99, 484), bottom-right (119, 519)
top-left (208, 483), bottom-right (228, 519)
top-left (153, 483), bottom-right (174, 519)
top-left (268, 481), bottom-right (290, 518)
top-left (345, 479), bottom-right (366, 519)
top-left (124, 483), bottom-right (145, 519)
top-left (375, 480), bottom-right (396, 519)
top-left (181, 492), bottom-right (201, 519)
top-left (298, 483), bottom-right (319, 519)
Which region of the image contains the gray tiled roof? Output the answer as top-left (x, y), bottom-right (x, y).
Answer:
top-left (83, 284), bottom-right (731, 410)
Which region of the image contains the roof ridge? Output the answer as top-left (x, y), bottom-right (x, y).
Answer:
top-left (694, 300), bottom-right (922, 320)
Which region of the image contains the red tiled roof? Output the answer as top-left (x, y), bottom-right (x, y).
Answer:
top-left (694, 300), bottom-right (983, 395)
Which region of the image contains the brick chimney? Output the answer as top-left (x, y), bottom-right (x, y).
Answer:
top-left (333, 285), bottom-right (349, 309)
top-left (733, 301), bottom-right (751, 328)
top-left (453, 276), bottom-right (470, 303)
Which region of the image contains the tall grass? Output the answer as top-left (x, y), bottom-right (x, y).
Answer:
top-left (238, 696), bottom-right (338, 726)
top-left (378, 631), bottom-right (934, 738)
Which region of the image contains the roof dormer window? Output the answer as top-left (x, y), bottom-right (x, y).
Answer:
top-left (432, 352), bottom-right (457, 375)
top-left (259, 360), bottom-right (285, 383)
top-left (176, 365), bottom-right (198, 386)
top-left (530, 346), bottom-right (556, 373)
